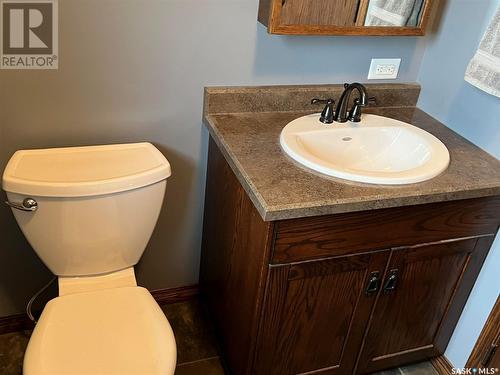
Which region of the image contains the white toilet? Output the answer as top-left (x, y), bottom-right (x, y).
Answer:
top-left (2, 142), bottom-right (177, 375)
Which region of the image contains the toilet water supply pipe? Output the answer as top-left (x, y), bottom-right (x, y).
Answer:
top-left (27, 277), bottom-right (57, 323)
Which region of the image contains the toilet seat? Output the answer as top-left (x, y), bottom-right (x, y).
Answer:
top-left (23, 286), bottom-right (177, 375)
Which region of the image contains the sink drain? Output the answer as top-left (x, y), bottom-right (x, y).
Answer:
top-left (342, 137), bottom-right (352, 141)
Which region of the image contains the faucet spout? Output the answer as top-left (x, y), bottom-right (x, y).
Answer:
top-left (333, 83), bottom-right (368, 123)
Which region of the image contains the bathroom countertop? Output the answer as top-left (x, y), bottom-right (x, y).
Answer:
top-left (203, 84), bottom-right (500, 221)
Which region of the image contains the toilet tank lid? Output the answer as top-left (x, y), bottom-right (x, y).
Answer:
top-left (2, 142), bottom-right (171, 197)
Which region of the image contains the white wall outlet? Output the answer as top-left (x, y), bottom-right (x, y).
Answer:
top-left (368, 58), bottom-right (401, 80)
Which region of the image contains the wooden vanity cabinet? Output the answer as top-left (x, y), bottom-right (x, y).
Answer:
top-left (355, 237), bottom-right (494, 373)
top-left (255, 252), bottom-right (389, 375)
top-left (200, 139), bottom-right (500, 375)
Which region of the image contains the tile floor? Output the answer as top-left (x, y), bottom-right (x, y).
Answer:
top-left (0, 299), bottom-right (438, 375)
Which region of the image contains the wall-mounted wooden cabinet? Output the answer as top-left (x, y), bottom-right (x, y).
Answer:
top-left (200, 139), bottom-right (500, 375)
top-left (258, 0), bottom-right (435, 36)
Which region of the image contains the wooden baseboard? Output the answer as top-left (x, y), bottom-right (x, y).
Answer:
top-left (0, 313), bottom-right (35, 335)
top-left (0, 284), bottom-right (199, 335)
top-left (150, 284), bottom-right (199, 305)
top-left (432, 355), bottom-right (454, 375)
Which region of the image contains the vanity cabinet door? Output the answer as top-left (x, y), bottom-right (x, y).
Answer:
top-left (254, 251), bottom-right (389, 375)
top-left (355, 236), bottom-right (494, 374)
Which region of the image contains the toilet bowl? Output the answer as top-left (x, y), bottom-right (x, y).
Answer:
top-left (2, 142), bottom-right (176, 375)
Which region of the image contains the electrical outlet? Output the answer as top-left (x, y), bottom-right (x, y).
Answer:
top-left (368, 58), bottom-right (401, 80)
top-left (376, 64), bottom-right (396, 75)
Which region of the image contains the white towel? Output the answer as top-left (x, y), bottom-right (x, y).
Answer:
top-left (365, 0), bottom-right (424, 27)
top-left (464, 6), bottom-right (500, 98)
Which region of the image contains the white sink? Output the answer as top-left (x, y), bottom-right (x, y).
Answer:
top-left (280, 113), bottom-right (450, 185)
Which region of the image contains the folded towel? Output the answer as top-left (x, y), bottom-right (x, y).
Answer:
top-left (365, 0), bottom-right (424, 27)
top-left (464, 6), bottom-right (500, 98)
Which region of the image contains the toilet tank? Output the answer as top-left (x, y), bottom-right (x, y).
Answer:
top-left (2, 143), bottom-right (171, 277)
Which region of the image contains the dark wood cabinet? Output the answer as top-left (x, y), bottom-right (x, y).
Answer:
top-left (255, 253), bottom-right (389, 375)
top-left (356, 237), bottom-right (493, 373)
top-left (201, 139), bottom-right (500, 375)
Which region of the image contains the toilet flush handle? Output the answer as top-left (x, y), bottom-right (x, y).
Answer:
top-left (5, 198), bottom-right (38, 212)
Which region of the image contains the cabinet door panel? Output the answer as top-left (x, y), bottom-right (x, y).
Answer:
top-left (280, 0), bottom-right (360, 26)
top-left (356, 237), bottom-right (491, 373)
top-left (254, 252), bottom-right (389, 375)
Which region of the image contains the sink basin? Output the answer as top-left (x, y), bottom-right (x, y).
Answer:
top-left (280, 113), bottom-right (450, 185)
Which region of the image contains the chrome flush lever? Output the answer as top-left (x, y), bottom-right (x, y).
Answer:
top-left (5, 198), bottom-right (38, 212)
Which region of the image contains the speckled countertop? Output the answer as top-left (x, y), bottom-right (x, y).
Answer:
top-left (203, 84), bottom-right (500, 221)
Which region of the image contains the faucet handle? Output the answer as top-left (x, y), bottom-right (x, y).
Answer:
top-left (311, 98), bottom-right (335, 105)
top-left (349, 96), bottom-right (376, 122)
top-left (311, 98), bottom-right (335, 124)
top-left (353, 96), bottom-right (376, 107)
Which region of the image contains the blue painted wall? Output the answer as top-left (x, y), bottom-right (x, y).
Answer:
top-left (417, 0), bottom-right (500, 368)
top-left (0, 0), bottom-right (426, 316)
